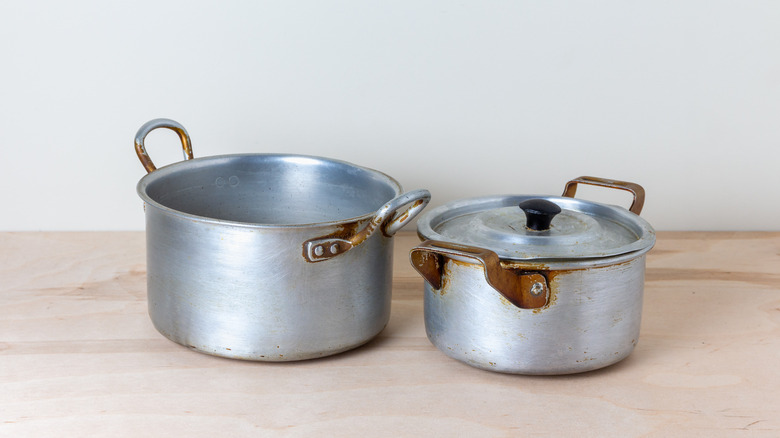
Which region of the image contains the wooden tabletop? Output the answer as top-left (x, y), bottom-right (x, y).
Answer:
top-left (1, 231), bottom-right (778, 437)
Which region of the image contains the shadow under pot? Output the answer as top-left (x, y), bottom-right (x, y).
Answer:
top-left (134, 118), bottom-right (430, 361)
top-left (411, 177), bottom-right (655, 375)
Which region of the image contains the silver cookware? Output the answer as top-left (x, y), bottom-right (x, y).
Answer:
top-left (410, 177), bottom-right (655, 374)
top-left (134, 118), bottom-right (430, 361)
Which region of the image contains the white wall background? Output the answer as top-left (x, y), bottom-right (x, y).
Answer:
top-left (1, 0), bottom-right (778, 231)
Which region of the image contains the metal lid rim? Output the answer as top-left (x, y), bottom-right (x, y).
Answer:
top-left (416, 194), bottom-right (656, 261)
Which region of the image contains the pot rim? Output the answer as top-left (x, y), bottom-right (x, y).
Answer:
top-left (415, 236), bottom-right (654, 271)
top-left (136, 153), bottom-right (404, 229)
top-left (417, 194), bottom-right (656, 262)
top-left (484, 244), bottom-right (652, 270)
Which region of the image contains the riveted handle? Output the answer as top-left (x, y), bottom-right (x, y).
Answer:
top-left (562, 176), bottom-right (645, 215)
top-left (518, 199), bottom-right (562, 231)
top-left (409, 240), bottom-right (549, 309)
top-left (134, 118), bottom-right (194, 174)
top-left (303, 190), bottom-right (431, 263)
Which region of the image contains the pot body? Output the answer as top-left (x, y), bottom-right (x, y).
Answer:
top-left (145, 205), bottom-right (393, 361)
top-left (136, 152), bottom-right (432, 361)
top-left (133, 120), bottom-right (430, 361)
top-left (424, 254), bottom-right (647, 374)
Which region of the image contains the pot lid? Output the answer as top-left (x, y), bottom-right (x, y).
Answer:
top-left (416, 194), bottom-right (655, 261)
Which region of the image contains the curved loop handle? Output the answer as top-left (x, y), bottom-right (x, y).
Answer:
top-left (410, 240), bottom-right (549, 309)
top-left (303, 189), bottom-right (431, 263)
top-left (562, 176), bottom-right (645, 216)
top-left (134, 118), bottom-right (194, 174)
top-left (381, 189), bottom-right (431, 236)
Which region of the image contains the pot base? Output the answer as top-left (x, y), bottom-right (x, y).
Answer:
top-left (152, 319), bottom-right (389, 362)
top-left (427, 329), bottom-right (637, 375)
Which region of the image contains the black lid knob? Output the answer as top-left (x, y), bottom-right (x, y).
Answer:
top-left (518, 199), bottom-right (562, 231)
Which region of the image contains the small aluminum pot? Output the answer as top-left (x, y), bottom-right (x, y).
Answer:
top-left (410, 177), bottom-right (655, 375)
top-left (134, 118), bottom-right (430, 361)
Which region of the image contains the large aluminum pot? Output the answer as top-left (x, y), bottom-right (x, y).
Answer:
top-left (410, 177), bottom-right (655, 375)
top-left (134, 118), bottom-right (430, 361)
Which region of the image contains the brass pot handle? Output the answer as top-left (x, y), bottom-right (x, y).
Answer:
top-left (134, 118), bottom-right (194, 174)
top-left (303, 190), bottom-right (431, 263)
top-left (382, 189), bottom-right (431, 236)
top-left (562, 176), bottom-right (645, 215)
top-left (410, 240), bottom-right (549, 309)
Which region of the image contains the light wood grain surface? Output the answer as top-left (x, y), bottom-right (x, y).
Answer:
top-left (1, 232), bottom-right (779, 437)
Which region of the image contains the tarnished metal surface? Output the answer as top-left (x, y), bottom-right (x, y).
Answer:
top-left (412, 176), bottom-right (655, 374)
top-left (303, 191), bottom-right (430, 262)
top-left (417, 195), bottom-right (655, 261)
top-left (410, 240), bottom-right (549, 309)
top-left (145, 209), bottom-right (394, 361)
top-left (423, 255), bottom-right (647, 375)
top-left (135, 119), bottom-right (429, 361)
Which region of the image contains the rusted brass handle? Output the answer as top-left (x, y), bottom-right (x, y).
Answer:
top-left (562, 176), bottom-right (645, 215)
top-left (382, 189), bottom-right (431, 236)
top-left (303, 190), bottom-right (431, 263)
top-left (410, 240), bottom-right (549, 309)
top-left (134, 118), bottom-right (194, 174)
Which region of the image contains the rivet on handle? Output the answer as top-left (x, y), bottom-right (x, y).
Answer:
top-left (410, 240), bottom-right (549, 309)
top-left (303, 190), bottom-right (431, 263)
